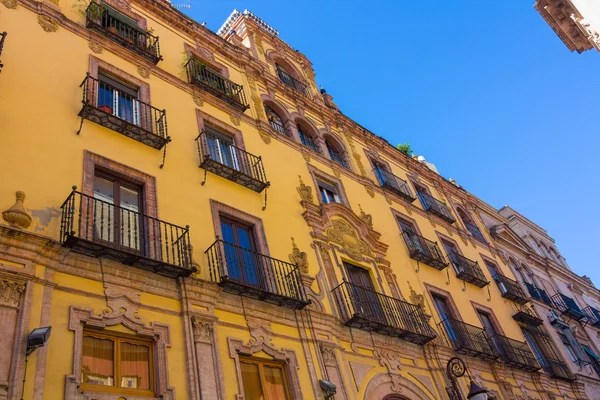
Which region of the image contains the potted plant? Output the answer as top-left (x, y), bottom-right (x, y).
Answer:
top-left (98, 105), bottom-right (113, 114)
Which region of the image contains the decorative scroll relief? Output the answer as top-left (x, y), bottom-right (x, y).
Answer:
top-left (289, 237), bottom-right (308, 274)
top-left (191, 316), bottom-right (214, 344)
top-left (297, 175), bottom-right (313, 203)
top-left (38, 15), bottom-right (59, 32)
top-left (0, 280), bottom-right (25, 308)
top-left (325, 218), bottom-right (373, 260)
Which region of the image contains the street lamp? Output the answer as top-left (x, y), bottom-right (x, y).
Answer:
top-left (446, 357), bottom-right (489, 400)
top-left (467, 380), bottom-right (488, 400)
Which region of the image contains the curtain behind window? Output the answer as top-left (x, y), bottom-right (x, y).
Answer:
top-left (241, 362), bottom-right (263, 400)
top-left (120, 342), bottom-right (150, 389)
top-left (264, 365), bottom-right (287, 400)
top-left (82, 336), bottom-right (114, 386)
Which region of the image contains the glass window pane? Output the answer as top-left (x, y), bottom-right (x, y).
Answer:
top-left (241, 362), bottom-right (263, 400)
top-left (120, 341), bottom-right (150, 390)
top-left (94, 176), bottom-right (115, 204)
top-left (82, 336), bottom-right (114, 386)
top-left (93, 176), bottom-right (116, 242)
top-left (264, 365), bottom-right (288, 400)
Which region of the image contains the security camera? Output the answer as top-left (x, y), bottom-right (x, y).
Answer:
top-left (319, 379), bottom-right (336, 399)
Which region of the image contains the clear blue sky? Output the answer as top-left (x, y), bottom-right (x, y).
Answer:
top-left (184, 1), bottom-right (600, 285)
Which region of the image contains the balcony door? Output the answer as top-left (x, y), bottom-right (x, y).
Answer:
top-left (205, 127), bottom-right (241, 172)
top-left (98, 73), bottom-right (141, 126)
top-left (93, 172), bottom-right (142, 252)
top-left (441, 240), bottom-right (460, 273)
top-left (432, 295), bottom-right (459, 345)
top-left (220, 219), bottom-right (262, 288)
top-left (478, 311), bottom-right (502, 357)
top-left (373, 161), bottom-right (388, 187)
top-left (345, 263), bottom-right (385, 324)
top-left (397, 218), bottom-right (428, 258)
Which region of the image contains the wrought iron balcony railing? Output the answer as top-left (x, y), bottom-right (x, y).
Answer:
top-left (332, 281), bottom-right (436, 345)
top-left (0, 31), bottom-right (6, 73)
top-left (492, 274), bottom-right (528, 305)
top-left (552, 293), bottom-right (588, 322)
top-left (86, 1), bottom-right (161, 64)
top-left (185, 57), bottom-right (249, 111)
top-left (205, 239), bottom-right (309, 310)
top-left (78, 74), bottom-right (169, 149)
top-left (401, 231), bottom-right (448, 271)
top-left (523, 330), bottom-right (575, 382)
top-left (374, 168), bottom-right (416, 203)
top-left (416, 191), bottom-right (455, 223)
top-left (524, 282), bottom-right (554, 307)
top-left (490, 334), bottom-right (540, 372)
top-left (437, 318), bottom-right (498, 360)
top-left (299, 131), bottom-right (321, 154)
top-left (447, 252), bottom-right (489, 288)
top-left (464, 221), bottom-right (487, 243)
top-left (195, 129), bottom-right (269, 192)
top-left (60, 188), bottom-right (193, 278)
top-left (275, 65), bottom-right (309, 96)
top-left (513, 306), bottom-right (543, 327)
top-left (584, 306), bottom-right (600, 328)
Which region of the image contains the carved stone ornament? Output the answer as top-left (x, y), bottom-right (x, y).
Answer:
top-left (332, 167), bottom-right (340, 178)
top-left (297, 175), bottom-right (313, 203)
top-left (326, 218), bottom-right (373, 260)
top-left (288, 237), bottom-right (309, 274)
top-left (407, 281), bottom-right (426, 311)
top-left (253, 32), bottom-right (265, 54)
top-left (358, 204), bottom-right (373, 229)
top-left (364, 184), bottom-right (375, 198)
top-left (0, 280), bottom-right (25, 308)
top-left (88, 40), bottom-right (102, 54)
top-left (191, 316), bottom-right (214, 343)
top-left (1, 0), bottom-right (17, 9)
top-left (373, 348), bottom-right (402, 371)
top-left (2, 191), bottom-right (32, 229)
top-left (137, 65), bottom-right (150, 79)
top-left (230, 114), bottom-right (241, 126)
top-left (38, 15), bottom-right (59, 32)
top-left (258, 129), bottom-right (271, 144)
top-left (302, 152), bottom-right (311, 163)
top-left (319, 344), bottom-right (337, 367)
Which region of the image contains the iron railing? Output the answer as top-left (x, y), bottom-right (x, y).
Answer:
top-left (552, 293), bottom-right (588, 322)
top-left (268, 117), bottom-right (286, 135)
top-left (513, 306), bottom-right (543, 327)
top-left (195, 129), bottom-right (269, 192)
top-left (275, 64), bottom-right (309, 96)
top-left (332, 281), bottom-right (436, 345)
top-left (584, 306), bottom-right (600, 328)
top-left (185, 57), bottom-right (248, 111)
top-left (416, 191), bottom-right (455, 223)
top-left (447, 252), bottom-right (489, 288)
top-left (490, 334), bottom-right (540, 372)
top-left (464, 221), bottom-right (487, 243)
top-left (401, 231), bottom-right (448, 270)
top-left (374, 168), bottom-right (416, 203)
top-left (299, 130), bottom-right (321, 153)
top-left (327, 146), bottom-right (349, 168)
top-left (523, 330), bottom-right (575, 381)
top-left (78, 74), bottom-right (169, 149)
top-left (86, 1), bottom-right (161, 63)
top-left (524, 282), bottom-right (553, 307)
top-left (60, 188), bottom-right (193, 278)
top-left (0, 31), bottom-right (6, 73)
top-left (437, 318), bottom-right (498, 360)
top-left (205, 239), bottom-right (309, 310)
top-left (492, 274), bottom-right (528, 305)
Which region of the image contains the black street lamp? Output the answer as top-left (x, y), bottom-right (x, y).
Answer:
top-left (446, 357), bottom-right (490, 400)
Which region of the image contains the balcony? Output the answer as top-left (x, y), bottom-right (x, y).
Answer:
top-left (464, 221), bottom-right (487, 243)
top-left (185, 58), bottom-right (248, 111)
top-left (490, 334), bottom-right (540, 372)
top-left (523, 329), bottom-right (576, 382)
top-left (332, 281), bottom-right (436, 345)
top-left (60, 189), bottom-right (194, 278)
top-left (78, 74), bottom-right (169, 149)
top-left (275, 65), bottom-right (309, 96)
top-left (492, 274), bottom-right (528, 305)
top-left (513, 306), bottom-right (543, 327)
top-left (524, 282), bottom-right (553, 307)
top-left (374, 168), bottom-right (416, 203)
top-left (416, 191), bottom-right (455, 223)
top-left (205, 239), bottom-right (309, 310)
top-left (552, 293), bottom-right (588, 322)
top-left (584, 306), bottom-right (600, 328)
top-left (86, 1), bottom-right (161, 64)
top-left (401, 231), bottom-right (448, 271)
top-left (0, 31), bottom-right (6, 73)
top-left (448, 252), bottom-right (489, 288)
top-left (545, 358), bottom-right (576, 381)
top-left (438, 318), bottom-right (498, 360)
top-left (196, 130), bottom-right (269, 193)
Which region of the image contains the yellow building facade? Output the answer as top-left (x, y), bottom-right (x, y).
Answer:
top-left (0, 1), bottom-right (596, 399)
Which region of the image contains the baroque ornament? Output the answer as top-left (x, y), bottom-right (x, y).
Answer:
top-left (258, 129), bottom-right (271, 144)
top-left (0, 280), bottom-right (25, 308)
top-left (319, 344), bottom-right (337, 367)
top-left (2, 191), bottom-right (32, 229)
top-left (325, 218), bottom-right (373, 260)
top-left (193, 94), bottom-right (203, 107)
top-left (364, 184), bottom-right (375, 198)
top-left (230, 114), bottom-right (241, 126)
top-left (137, 65), bottom-right (150, 79)
top-left (88, 40), bottom-right (102, 54)
top-left (191, 316), bottom-right (213, 343)
top-left (407, 281), bottom-right (426, 312)
top-left (38, 15), bottom-right (59, 32)
top-left (358, 204), bottom-right (373, 229)
top-left (288, 237), bottom-right (309, 274)
top-left (297, 176), bottom-right (313, 203)
top-left (1, 0), bottom-right (17, 9)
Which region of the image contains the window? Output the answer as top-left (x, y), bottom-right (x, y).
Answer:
top-left (264, 105), bottom-right (286, 135)
top-left (204, 125), bottom-right (241, 171)
top-left (478, 311), bottom-right (498, 336)
top-left (220, 217), bottom-right (261, 287)
top-left (485, 261), bottom-right (501, 277)
top-left (325, 139), bottom-right (347, 168)
top-left (98, 72), bottom-right (141, 126)
top-left (457, 208), bottom-right (486, 243)
top-left (441, 240), bottom-right (460, 269)
top-left (317, 180), bottom-right (340, 204)
top-left (93, 171), bottom-right (142, 250)
top-left (240, 358), bottom-right (290, 400)
top-left (297, 123), bottom-right (320, 153)
top-left (396, 217), bottom-right (415, 234)
top-left (81, 330), bottom-right (153, 396)
top-left (558, 332), bottom-right (579, 363)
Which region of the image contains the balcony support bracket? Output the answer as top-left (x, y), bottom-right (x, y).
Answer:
top-left (462, 280), bottom-right (466, 292)
top-left (446, 268), bottom-right (451, 286)
top-left (487, 285), bottom-right (491, 302)
top-left (159, 136), bottom-right (171, 169)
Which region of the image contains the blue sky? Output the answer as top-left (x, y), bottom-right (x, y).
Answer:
top-left (184, 1), bottom-right (600, 285)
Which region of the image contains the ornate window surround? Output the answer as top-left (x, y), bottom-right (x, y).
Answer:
top-left (67, 306), bottom-right (174, 400)
top-left (424, 283), bottom-right (464, 324)
top-left (323, 133), bottom-right (351, 170)
top-left (308, 165), bottom-right (350, 207)
top-left (196, 108), bottom-right (245, 149)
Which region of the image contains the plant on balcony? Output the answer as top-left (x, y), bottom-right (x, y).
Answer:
top-left (397, 142), bottom-right (413, 157)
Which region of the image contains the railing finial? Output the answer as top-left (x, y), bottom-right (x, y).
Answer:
top-left (72, 185), bottom-right (77, 191)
